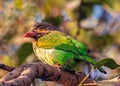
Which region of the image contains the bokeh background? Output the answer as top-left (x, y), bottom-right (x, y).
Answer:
top-left (0, 0), bottom-right (120, 85)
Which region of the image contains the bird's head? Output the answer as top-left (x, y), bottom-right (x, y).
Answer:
top-left (24, 22), bottom-right (57, 40)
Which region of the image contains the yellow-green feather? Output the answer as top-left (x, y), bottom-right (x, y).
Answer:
top-left (36, 31), bottom-right (70, 48)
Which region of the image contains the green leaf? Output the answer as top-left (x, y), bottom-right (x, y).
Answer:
top-left (95, 58), bottom-right (120, 69)
top-left (17, 42), bottom-right (33, 65)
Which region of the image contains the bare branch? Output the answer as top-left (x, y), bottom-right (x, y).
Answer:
top-left (97, 77), bottom-right (120, 86)
top-left (0, 63), bottom-right (94, 86)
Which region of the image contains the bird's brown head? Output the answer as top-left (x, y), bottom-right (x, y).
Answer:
top-left (24, 22), bottom-right (57, 40)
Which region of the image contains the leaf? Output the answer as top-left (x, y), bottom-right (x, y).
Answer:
top-left (14, 0), bottom-right (23, 10)
top-left (3, 55), bottom-right (13, 66)
top-left (17, 42), bottom-right (33, 65)
top-left (95, 58), bottom-right (120, 69)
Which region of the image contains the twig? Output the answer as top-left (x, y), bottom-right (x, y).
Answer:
top-left (0, 64), bottom-right (15, 72)
top-left (76, 0), bottom-right (83, 37)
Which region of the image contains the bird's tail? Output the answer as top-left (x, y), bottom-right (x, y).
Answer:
top-left (98, 67), bottom-right (107, 74)
top-left (82, 55), bottom-right (107, 74)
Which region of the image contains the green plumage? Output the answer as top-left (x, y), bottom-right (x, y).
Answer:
top-left (33, 31), bottom-right (106, 73)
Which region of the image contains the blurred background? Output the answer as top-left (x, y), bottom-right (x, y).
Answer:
top-left (0, 0), bottom-right (120, 86)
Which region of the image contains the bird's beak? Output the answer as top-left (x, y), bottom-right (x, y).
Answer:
top-left (24, 32), bottom-right (37, 38)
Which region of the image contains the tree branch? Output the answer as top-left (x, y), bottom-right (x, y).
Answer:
top-left (0, 62), bottom-right (94, 86)
top-left (0, 64), bottom-right (15, 72)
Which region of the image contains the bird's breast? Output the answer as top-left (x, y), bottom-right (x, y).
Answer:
top-left (35, 47), bottom-right (55, 65)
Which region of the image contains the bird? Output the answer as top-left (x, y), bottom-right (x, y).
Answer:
top-left (24, 22), bottom-right (106, 74)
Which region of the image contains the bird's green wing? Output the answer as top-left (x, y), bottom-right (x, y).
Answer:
top-left (68, 36), bottom-right (88, 56)
top-left (55, 36), bottom-right (95, 64)
top-left (55, 36), bottom-right (106, 74)
top-left (55, 43), bottom-right (96, 65)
